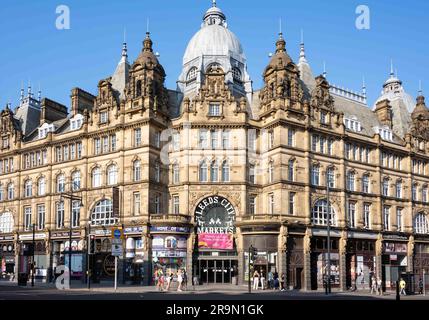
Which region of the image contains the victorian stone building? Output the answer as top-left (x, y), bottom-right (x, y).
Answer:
top-left (0, 2), bottom-right (428, 291)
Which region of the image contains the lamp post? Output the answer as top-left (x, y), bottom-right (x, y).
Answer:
top-left (87, 222), bottom-right (91, 290)
top-left (31, 223), bottom-right (35, 287)
top-left (326, 172), bottom-right (331, 294)
top-left (60, 189), bottom-right (83, 289)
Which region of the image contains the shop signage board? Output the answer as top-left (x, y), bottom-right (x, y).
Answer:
top-left (124, 226), bottom-right (143, 234)
top-left (94, 229), bottom-right (111, 236)
top-left (150, 226), bottom-right (190, 233)
top-left (194, 196), bottom-right (236, 250)
top-left (18, 233), bottom-right (46, 241)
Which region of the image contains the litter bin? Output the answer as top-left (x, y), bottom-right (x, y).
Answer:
top-left (18, 273), bottom-right (28, 286)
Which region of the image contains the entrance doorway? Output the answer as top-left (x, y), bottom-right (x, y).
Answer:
top-left (198, 259), bottom-right (238, 284)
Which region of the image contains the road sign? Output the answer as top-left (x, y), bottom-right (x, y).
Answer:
top-left (111, 228), bottom-right (123, 239)
top-left (111, 243), bottom-right (123, 257)
top-left (112, 238), bottom-right (122, 245)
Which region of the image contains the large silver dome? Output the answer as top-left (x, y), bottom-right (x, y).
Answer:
top-left (183, 24), bottom-right (245, 65)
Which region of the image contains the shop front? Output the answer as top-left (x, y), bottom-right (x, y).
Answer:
top-left (18, 233), bottom-right (49, 282)
top-left (91, 229), bottom-right (115, 282)
top-left (346, 235), bottom-right (376, 291)
top-left (151, 226), bottom-right (189, 282)
top-left (414, 240), bottom-right (429, 291)
top-left (51, 231), bottom-right (84, 282)
top-left (123, 226), bottom-right (145, 285)
top-left (286, 233), bottom-right (305, 290)
top-left (194, 196), bottom-right (237, 285)
top-left (0, 235), bottom-right (15, 281)
top-left (382, 240), bottom-right (408, 290)
top-left (310, 236), bottom-right (341, 290)
top-left (242, 232), bottom-right (279, 285)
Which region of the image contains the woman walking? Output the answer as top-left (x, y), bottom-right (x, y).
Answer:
top-left (177, 270), bottom-right (183, 292)
top-left (253, 270), bottom-right (260, 290)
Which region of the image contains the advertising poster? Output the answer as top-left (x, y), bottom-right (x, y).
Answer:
top-left (198, 233), bottom-right (233, 250)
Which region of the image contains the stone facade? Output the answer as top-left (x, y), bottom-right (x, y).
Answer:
top-left (0, 3), bottom-right (428, 291)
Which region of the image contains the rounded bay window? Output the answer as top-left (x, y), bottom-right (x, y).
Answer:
top-left (90, 199), bottom-right (117, 226)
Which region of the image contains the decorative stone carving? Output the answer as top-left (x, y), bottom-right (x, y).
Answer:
top-left (408, 235), bottom-right (415, 256)
top-left (376, 233), bottom-right (383, 256)
top-left (304, 228), bottom-right (311, 254)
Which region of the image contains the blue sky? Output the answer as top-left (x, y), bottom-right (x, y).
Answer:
top-left (0, 0), bottom-right (428, 109)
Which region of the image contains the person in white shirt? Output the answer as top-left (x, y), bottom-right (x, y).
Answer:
top-left (177, 270), bottom-right (183, 292)
top-left (260, 271), bottom-right (265, 290)
top-left (253, 270), bottom-right (259, 290)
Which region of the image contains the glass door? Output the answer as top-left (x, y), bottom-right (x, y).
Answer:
top-left (223, 260), bottom-right (231, 284)
top-left (208, 260), bottom-right (215, 283)
top-left (215, 260), bottom-right (223, 283)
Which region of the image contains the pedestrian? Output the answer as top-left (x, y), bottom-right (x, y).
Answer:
top-left (177, 270), bottom-right (183, 292)
top-left (273, 272), bottom-right (279, 290)
top-left (268, 271), bottom-right (273, 289)
top-left (182, 270), bottom-right (188, 291)
top-left (166, 273), bottom-right (173, 291)
top-left (156, 269), bottom-right (164, 291)
top-left (370, 276), bottom-right (377, 294)
top-left (280, 273), bottom-right (285, 291)
top-left (252, 270), bottom-right (259, 290)
top-left (418, 278), bottom-right (424, 295)
top-left (377, 278), bottom-right (383, 296)
top-left (399, 278), bottom-right (406, 295)
top-left (260, 271), bottom-right (265, 290)
top-left (193, 275), bottom-right (199, 289)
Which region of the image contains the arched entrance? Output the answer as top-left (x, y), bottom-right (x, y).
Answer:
top-left (193, 195), bottom-right (238, 285)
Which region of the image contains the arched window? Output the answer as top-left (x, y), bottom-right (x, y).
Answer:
top-left (57, 174), bottom-right (65, 193)
top-left (7, 183), bottom-right (14, 200)
top-left (24, 180), bottom-right (32, 198)
top-left (107, 165), bottom-right (118, 185)
top-left (133, 160), bottom-right (141, 182)
top-left (382, 178), bottom-right (389, 196)
top-left (206, 63), bottom-right (222, 73)
top-left (346, 171), bottom-right (355, 191)
top-left (0, 212), bottom-right (13, 233)
top-left (221, 160), bottom-right (230, 182)
top-left (71, 171), bottom-right (81, 191)
top-left (232, 67), bottom-right (242, 82)
top-left (90, 199), bottom-right (117, 226)
top-left (199, 160), bottom-right (208, 182)
top-left (38, 177), bottom-right (46, 196)
top-left (414, 213), bottom-right (429, 234)
top-left (172, 163), bottom-right (180, 184)
top-left (312, 199), bottom-right (337, 226)
top-left (186, 67), bottom-right (198, 82)
top-left (92, 168), bottom-right (102, 188)
top-left (210, 161), bottom-right (218, 182)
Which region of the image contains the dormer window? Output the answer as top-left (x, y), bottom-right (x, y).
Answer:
top-left (376, 127), bottom-right (393, 141)
top-left (70, 114), bottom-right (84, 131)
top-left (232, 67), bottom-right (242, 82)
top-left (186, 67), bottom-right (198, 84)
top-left (2, 137), bottom-right (9, 149)
top-left (344, 117), bottom-right (362, 132)
top-left (209, 103), bottom-right (221, 117)
top-left (38, 123), bottom-right (55, 139)
top-left (320, 111), bottom-right (328, 124)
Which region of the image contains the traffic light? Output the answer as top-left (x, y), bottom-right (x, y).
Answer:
top-left (88, 235), bottom-right (95, 255)
top-left (23, 243), bottom-right (34, 256)
top-left (249, 246), bottom-right (258, 270)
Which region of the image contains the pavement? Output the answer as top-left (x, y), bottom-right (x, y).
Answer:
top-left (0, 280), bottom-right (428, 300)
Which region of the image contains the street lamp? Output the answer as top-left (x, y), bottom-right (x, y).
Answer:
top-left (31, 223), bottom-right (35, 287)
top-left (326, 172), bottom-right (331, 294)
top-left (60, 188), bottom-right (83, 289)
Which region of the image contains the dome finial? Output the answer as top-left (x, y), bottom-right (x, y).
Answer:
top-left (323, 61), bottom-right (327, 78)
top-left (143, 31), bottom-right (153, 52)
top-left (390, 59), bottom-right (394, 78)
top-left (418, 80), bottom-right (423, 97)
top-left (299, 29), bottom-right (307, 63)
top-left (362, 76), bottom-right (367, 99)
top-left (212, 0), bottom-right (217, 7)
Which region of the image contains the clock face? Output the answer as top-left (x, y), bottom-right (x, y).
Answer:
top-left (195, 196), bottom-right (236, 234)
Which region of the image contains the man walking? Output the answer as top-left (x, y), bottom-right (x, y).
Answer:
top-left (399, 278), bottom-right (406, 295)
top-left (418, 278), bottom-right (424, 295)
top-left (377, 278), bottom-right (383, 296)
top-left (370, 276), bottom-right (377, 294)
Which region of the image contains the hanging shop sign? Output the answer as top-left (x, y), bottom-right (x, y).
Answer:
top-left (195, 196), bottom-right (236, 250)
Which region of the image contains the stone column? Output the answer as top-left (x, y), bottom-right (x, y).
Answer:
top-left (339, 231), bottom-right (347, 291)
top-left (375, 233), bottom-right (383, 281)
top-left (303, 228), bottom-right (312, 291)
top-left (278, 225), bottom-right (288, 287)
top-left (407, 235), bottom-right (415, 273)
top-left (187, 232), bottom-right (195, 278)
top-left (143, 225), bottom-right (151, 286)
top-left (236, 228), bottom-right (244, 285)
